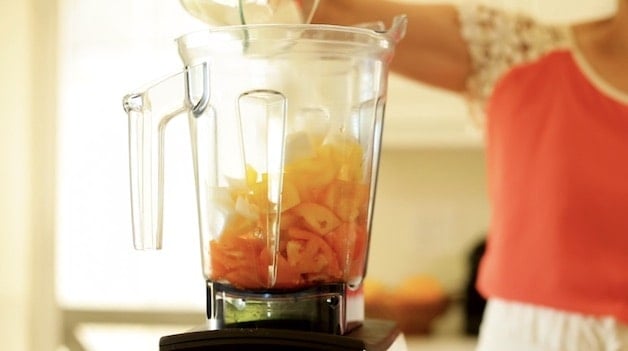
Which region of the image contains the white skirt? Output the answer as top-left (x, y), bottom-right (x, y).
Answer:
top-left (476, 298), bottom-right (628, 351)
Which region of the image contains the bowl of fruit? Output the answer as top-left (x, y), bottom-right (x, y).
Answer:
top-left (364, 275), bottom-right (450, 335)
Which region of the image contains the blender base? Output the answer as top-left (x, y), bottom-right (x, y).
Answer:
top-left (207, 281), bottom-right (359, 334)
top-left (159, 319), bottom-right (407, 351)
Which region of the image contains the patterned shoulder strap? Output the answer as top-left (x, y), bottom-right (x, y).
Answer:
top-left (458, 3), bottom-right (570, 114)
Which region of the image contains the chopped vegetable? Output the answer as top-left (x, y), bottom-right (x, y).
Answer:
top-left (208, 135), bottom-right (371, 290)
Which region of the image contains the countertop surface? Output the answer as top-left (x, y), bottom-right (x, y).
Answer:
top-left (404, 335), bottom-right (477, 351)
top-left (396, 299), bottom-right (478, 351)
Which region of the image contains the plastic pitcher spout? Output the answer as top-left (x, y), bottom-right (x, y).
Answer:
top-left (386, 15), bottom-right (408, 44)
top-left (354, 14), bottom-right (408, 45)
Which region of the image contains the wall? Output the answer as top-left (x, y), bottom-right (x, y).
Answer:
top-left (0, 1), bottom-right (34, 349)
top-left (0, 0), bottom-right (59, 350)
top-left (368, 148), bottom-right (489, 294)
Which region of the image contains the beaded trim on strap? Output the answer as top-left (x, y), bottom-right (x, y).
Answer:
top-left (458, 3), bottom-right (571, 117)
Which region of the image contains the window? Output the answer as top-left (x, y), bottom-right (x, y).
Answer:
top-left (56, 0), bottom-right (209, 349)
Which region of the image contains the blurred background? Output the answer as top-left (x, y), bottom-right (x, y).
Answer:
top-left (0, 0), bottom-right (616, 350)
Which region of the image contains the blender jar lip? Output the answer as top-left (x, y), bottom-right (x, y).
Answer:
top-left (175, 21), bottom-right (403, 52)
top-left (176, 22), bottom-right (386, 36)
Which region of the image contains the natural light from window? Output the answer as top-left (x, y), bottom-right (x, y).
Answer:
top-left (56, 0), bottom-right (211, 348)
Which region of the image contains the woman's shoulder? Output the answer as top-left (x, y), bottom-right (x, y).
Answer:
top-left (459, 3), bottom-right (573, 110)
top-left (457, 3), bottom-right (572, 39)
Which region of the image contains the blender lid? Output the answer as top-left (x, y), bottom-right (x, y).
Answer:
top-left (159, 319), bottom-right (401, 351)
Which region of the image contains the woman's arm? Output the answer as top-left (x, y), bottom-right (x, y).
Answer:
top-left (312, 0), bottom-right (472, 93)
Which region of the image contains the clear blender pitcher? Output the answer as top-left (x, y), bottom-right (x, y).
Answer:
top-left (123, 18), bottom-right (406, 334)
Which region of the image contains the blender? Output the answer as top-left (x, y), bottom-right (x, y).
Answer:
top-left (122, 2), bottom-right (407, 349)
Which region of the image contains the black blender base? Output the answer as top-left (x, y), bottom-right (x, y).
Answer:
top-left (159, 319), bottom-right (401, 351)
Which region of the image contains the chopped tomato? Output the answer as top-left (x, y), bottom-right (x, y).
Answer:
top-left (291, 202), bottom-right (341, 235)
top-left (208, 136), bottom-right (371, 290)
top-left (325, 221), bottom-right (368, 278)
top-left (320, 179), bottom-right (370, 222)
top-left (209, 232), bottom-right (267, 289)
top-left (287, 228), bottom-right (342, 280)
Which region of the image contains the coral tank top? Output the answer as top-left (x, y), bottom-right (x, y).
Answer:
top-left (458, 4), bottom-right (628, 322)
top-left (478, 49), bottom-right (628, 323)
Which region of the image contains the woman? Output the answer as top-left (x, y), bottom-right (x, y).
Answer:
top-left (314, 1), bottom-right (628, 350)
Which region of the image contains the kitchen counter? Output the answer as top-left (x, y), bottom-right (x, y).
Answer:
top-left (399, 297), bottom-right (479, 351)
top-left (404, 335), bottom-right (477, 351)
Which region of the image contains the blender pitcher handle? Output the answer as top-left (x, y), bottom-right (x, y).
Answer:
top-left (123, 69), bottom-right (193, 250)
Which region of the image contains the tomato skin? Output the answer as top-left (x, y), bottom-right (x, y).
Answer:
top-left (287, 227), bottom-right (342, 280)
top-left (210, 233), bottom-right (268, 289)
top-left (291, 202), bottom-right (342, 235)
top-left (320, 179), bottom-right (370, 222)
top-left (325, 221), bottom-right (368, 279)
top-left (274, 254), bottom-right (302, 288)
